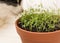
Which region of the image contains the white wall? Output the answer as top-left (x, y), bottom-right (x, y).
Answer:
top-left (22, 0), bottom-right (60, 10)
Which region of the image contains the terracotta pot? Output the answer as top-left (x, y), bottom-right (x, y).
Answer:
top-left (15, 19), bottom-right (60, 43)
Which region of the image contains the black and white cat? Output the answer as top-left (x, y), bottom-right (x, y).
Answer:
top-left (0, 0), bottom-right (22, 27)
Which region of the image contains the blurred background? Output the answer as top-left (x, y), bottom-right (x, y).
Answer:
top-left (0, 0), bottom-right (60, 43)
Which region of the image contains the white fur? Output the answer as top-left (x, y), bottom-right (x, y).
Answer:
top-left (0, 3), bottom-right (22, 27)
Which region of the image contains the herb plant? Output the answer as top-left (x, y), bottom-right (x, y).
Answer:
top-left (18, 8), bottom-right (60, 32)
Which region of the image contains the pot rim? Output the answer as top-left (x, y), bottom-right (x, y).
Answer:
top-left (15, 19), bottom-right (60, 34)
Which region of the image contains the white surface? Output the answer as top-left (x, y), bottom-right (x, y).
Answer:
top-left (0, 23), bottom-right (22, 43)
top-left (0, 24), bottom-right (21, 43)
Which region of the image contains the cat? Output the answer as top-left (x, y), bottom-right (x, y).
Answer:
top-left (0, 1), bottom-right (22, 27)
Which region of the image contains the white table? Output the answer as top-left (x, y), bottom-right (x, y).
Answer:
top-left (0, 22), bottom-right (22, 43)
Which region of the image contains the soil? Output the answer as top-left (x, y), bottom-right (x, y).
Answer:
top-left (18, 21), bottom-right (60, 32)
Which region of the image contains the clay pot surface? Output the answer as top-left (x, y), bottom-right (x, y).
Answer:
top-left (15, 19), bottom-right (60, 43)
